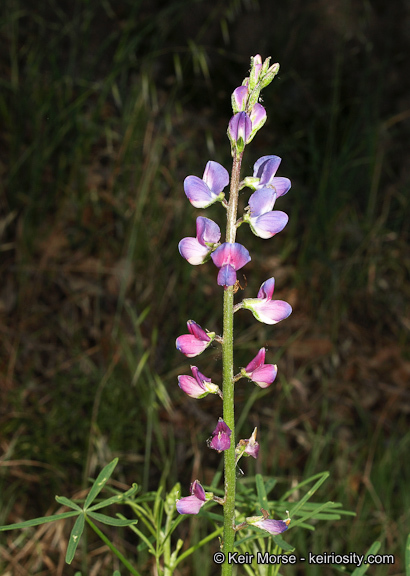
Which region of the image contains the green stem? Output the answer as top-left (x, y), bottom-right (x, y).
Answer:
top-left (85, 516), bottom-right (142, 576)
top-left (221, 151), bottom-right (243, 575)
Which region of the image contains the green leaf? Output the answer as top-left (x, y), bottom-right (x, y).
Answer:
top-left (0, 510), bottom-right (79, 531)
top-left (66, 513), bottom-right (85, 564)
top-left (289, 501), bottom-right (339, 528)
top-left (84, 458), bottom-right (119, 510)
top-left (406, 534), bottom-right (410, 576)
top-left (55, 495), bottom-right (82, 511)
top-left (255, 474), bottom-right (269, 510)
top-left (350, 541), bottom-right (381, 576)
top-left (87, 512), bottom-right (138, 526)
top-left (286, 472), bottom-right (330, 518)
top-left (87, 484), bottom-right (138, 512)
top-left (272, 534), bottom-right (295, 552)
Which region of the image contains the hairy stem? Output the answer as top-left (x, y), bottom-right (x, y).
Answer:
top-left (221, 151), bottom-right (243, 575)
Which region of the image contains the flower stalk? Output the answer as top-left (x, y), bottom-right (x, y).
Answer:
top-left (176, 55), bottom-right (292, 575)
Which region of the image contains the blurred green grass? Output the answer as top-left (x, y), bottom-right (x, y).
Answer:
top-left (1, 0), bottom-right (409, 574)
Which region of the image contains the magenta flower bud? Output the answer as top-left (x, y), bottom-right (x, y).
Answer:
top-left (178, 366), bottom-right (221, 399)
top-left (184, 161), bottom-right (229, 208)
top-left (241, 348), bottom-right (277, 388)
top-left (242, 277), bottom-right (292, 325)
top-left (244, 187), bottom-right (288, 239)
top-left (253, 155), bottom-right (291, 197)
top-left (176, 480), bottom-right (212, 515)
top-left (232, 85), bottom-right (248, 113)
top-left (176, 320), bottom-right (215, 357)
top-left (246, 513), bottom-right (291, 534)
top-left (207, 417), bottom-right (231, 452)
top-left (228, 112), bottom-right (252, 152)
top-left (211, 242), bottom-right (251, 288)
top-left (178, 217), bottom-right (221, 265)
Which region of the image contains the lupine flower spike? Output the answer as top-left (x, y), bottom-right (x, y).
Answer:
top-left (176, 55), bottom-right (293, 564)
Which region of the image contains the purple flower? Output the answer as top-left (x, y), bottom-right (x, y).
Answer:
top-left (207, 418), bottom-right (231, 452)
top-left (246, 514), bottom-right (291, 535)
top-left (228, 112), bottom-right (252, 150)
top-left (232, 85), bottom-right (248, 113)
top-left (241, 348), bottom-right (277, 388)
top-left (236, 427), bottom-right (260, 460)
top-left (249, 103), bottom-right (267, 134)
top-left (178, 366), bottom-right (221, 399)
top-left (178, 217), bottom-right (221, 265)
top-left (211, 242), bottom-right (251, 288)
top-left (184, 161), bottom-right (229, 208)
top-left (252, 155), bottom-right (291, 197)
top-left (242, 277), bottom-right (292, 325)
top-left (176, 480), bottom-right (211, 515)
top-left (244, 187), bottom-right (288, 239)
top-left (176, 320), bottom-right (215, 358)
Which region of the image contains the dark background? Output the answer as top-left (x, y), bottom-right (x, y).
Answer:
top-left (1, 0), bottom-right (409, 574)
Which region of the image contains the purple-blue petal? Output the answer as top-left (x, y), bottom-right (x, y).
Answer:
top-left (250, 211), bottom-right (288, 239)
top-left (249, 188), bottom-right (276, 217)
top-left (217, 264), bottom-right (237, 287)
top-left (257, 278), bottom-right (275, 299)
top-left (202, 161), bottom-right (229, 194)
top-left (228, 112), bottom-right (252, 144)
top-left (184, 175), bottom-right (215, 208)
top-left (196, 216), bottom-right (221, 246)
top-left (271, 177), bottom-right (291, 197)
top-left (178, 237), bottom-right (209, 264)
top-left (253, 155), bottom-right (281, 181)
top-left (211, 242), bottom-right (251, 271)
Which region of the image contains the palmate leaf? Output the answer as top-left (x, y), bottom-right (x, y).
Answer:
top-left (66, 513), bottom-right (85, 564)
top-left (84, 458), bottom-right (119, 510)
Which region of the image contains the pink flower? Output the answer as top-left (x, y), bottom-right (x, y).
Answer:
top-left (176, 480), bottom-right (211, 515)
top-left (178, 366), bottom-right (221, 399)
top-left (241, 348), bottom-right (277, 388)
top-left (242, 278), bottom-right (292, 325)
top-left (211, 242), bottom-right (251, 288)
top-left (207, 418), bottom-right (231, 452)
top-left (176, 320), bottom-right (215, 358)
